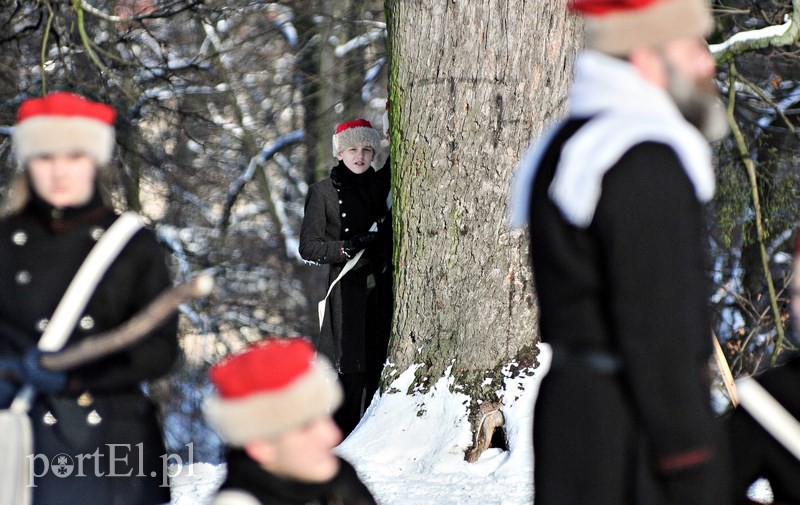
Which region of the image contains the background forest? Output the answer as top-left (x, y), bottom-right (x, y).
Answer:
top-left (0, 0), bottom-right (798, 464)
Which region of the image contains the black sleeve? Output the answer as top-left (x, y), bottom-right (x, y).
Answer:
top-left (592, 143), bottom-right (721, 473)
top-left (72, 230), bottom-right (178, 390)
top-left (299, 183), bottom-right (348, 264)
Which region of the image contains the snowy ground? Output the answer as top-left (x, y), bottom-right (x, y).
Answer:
top-left (169, 343), bottom-right (774, 504)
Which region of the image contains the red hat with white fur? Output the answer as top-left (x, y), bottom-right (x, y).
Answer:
top-left (204, 338), bottom-right (343, 446)
top-left (332, 118), bottom-right (381, 158)
top-left (12, 92), bottom-right (116, 169)
top-left (568, 0), bottom-right (713, 56)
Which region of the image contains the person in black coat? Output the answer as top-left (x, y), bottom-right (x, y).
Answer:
top-left (510, 0), bottom-right (731, 503)
top-left (728, 357), bottom-right (800, 505)
top-left (205, 338), bottom-right (377, 505)
top-left (0, 92), bottom-right (178, 505)
top-left (727, 233), bottom-right (800, 505)
top-left (299, 119), bottom-right (392, 437)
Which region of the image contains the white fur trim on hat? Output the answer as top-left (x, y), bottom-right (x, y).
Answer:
top-left (332, 126), bottom-right (382, 158)
top-left (584, 0), bottom-right (712, 55)
top-left (204, 355), bottom-right (343, 446)
top-left (12, 115), bottom-right (115, 168)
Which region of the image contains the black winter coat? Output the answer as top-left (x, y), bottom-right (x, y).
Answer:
top-left (728, 356), bottom-right (800, 504)
top-left (299, 162), bottom-right (391, 374)
top-left (529, 119), bottom-right (730, 505)
top-left (0, 192), bottom-right (178, 505)
top-left (213, 449), bottom-right (377, 505)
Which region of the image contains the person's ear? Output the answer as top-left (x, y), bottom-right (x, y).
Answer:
top-left (628, 46), bottom-right (668, 88)
top-left (244, 439), bottom-right (276, 466)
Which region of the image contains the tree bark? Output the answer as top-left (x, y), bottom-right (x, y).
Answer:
top-left (385, 0), bottom-right (581, 454)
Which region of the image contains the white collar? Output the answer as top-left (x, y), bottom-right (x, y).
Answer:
top-left (509, 51), bottom-right (714, 229)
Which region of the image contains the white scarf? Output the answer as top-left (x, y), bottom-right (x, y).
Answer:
top-left (509, 50), bottom-right (715, 229)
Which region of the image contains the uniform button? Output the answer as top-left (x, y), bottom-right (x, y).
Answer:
top-left (79, 316), bottom-right (95, 330)
top-left (87, 410), bottom-right (102, 426)
top-left (341, 213), bottom-right (347, 217)
top-left (15, 270), bottom-right (31, 285)
top-left (36, 319), bottom-right (49, 332)
top-left (11, 230), bottom-right (27, 246)
top-left (344, 228), bottom-right (349, 233)
top-left (43, 411), bottom-right (57, 425)
top-left (338, 200), bottom-right (343, 204)
top-left (89, 226), bottom-right (105, 241)
top-left (51, 209), bottom-right (63, 220)
top-left (77, 392), bottom-right (94, 407)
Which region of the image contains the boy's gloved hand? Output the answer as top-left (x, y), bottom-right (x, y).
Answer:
top-left (344, 232), bottom-right (377, 256)
top-left (22, 349), bottom-right (68, 394)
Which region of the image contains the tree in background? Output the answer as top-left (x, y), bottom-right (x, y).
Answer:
top-left (385, 0), bottom-right (580, 460)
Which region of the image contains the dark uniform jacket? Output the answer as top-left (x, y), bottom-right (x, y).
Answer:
top-left (729, 356), bottom-right (800, 504)
top-left (528, 118), bottom-right (730, 505)
top-left (214, 449), bottom-right (377, 505)
top-left (0, 191), bottom-right (178, 505)
top-left (299, 161), bottom-right (391, 374)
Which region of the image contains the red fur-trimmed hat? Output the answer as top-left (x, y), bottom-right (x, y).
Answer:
top-left (332, 118), bottom-right (381, 158)
top-left (12, 92), bottom-right (116, 169)
top-left (568, 0), bottom-right (713, 55)
top-left (204, 337), bottom-right (343, 446)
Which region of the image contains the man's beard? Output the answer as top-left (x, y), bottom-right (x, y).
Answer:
top-left (665, 63), bottom-right (729, 142)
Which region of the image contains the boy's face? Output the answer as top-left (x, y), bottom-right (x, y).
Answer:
top-left (246, 416), bottom-right (342, 483)
top-left (337, 145), bottom-right (374, 174)
top-left (27, 152), bottom-right (96, 209)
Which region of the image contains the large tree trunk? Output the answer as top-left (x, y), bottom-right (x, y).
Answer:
top-left (386, 0), bottom-right (581, 456)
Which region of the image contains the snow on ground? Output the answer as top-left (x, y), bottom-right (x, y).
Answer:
top-left (170, 343), bottom-right (774, 504)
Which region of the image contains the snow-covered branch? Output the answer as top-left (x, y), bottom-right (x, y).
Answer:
top-left (335, 29), bottom-right (387, 57)
top-left (218, 130), bottom-right (305, 253)
top-left (267, 3), bottom-right (298, 48)
top-left (79, 0), bottom-right (123, 23)
top-left (710, 0), bottom-right (800, 63)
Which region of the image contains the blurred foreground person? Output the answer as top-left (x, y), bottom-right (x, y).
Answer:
top-left (727, 233), bottom-right (800, 505)
top-left (0, 91), bottom-right (178, 504)
top-left (205, 338), bottom-right (377, 505)
top-left (510, 0), bottom-right (731, 503)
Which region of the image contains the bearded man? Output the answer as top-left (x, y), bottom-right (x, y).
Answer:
top-left (510, 0), bottom-right (731, 503)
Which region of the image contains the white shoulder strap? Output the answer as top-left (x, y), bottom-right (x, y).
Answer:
top-left (11, 211), bottom-right (144, 411)
top-left (736, 376), bottom-right (800, 462)
top-left (318, 249), bottom-right (365, 331)
top-left (317, 221), bottom-right (379, 331)
top-left (39, 211), bottom-right (144, 351)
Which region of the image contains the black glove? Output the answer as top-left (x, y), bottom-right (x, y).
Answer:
top-left (22, 348), bottom-right (68, 394)
top-left (344, 232), bottom-right (378, 256)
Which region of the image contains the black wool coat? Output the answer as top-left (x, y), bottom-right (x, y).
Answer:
top-left (214, 449), bottom-right (377, 505)
top-left (299, 161), bottom-right (391, 374)
top-left (528, 119), bottom-right (730, 505)
top-left (0, 192), bottom-right (178, 505)
top-left (728, 356), bottom-right (800, 504)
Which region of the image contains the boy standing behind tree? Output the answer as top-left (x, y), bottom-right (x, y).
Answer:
top-left (299, 119), bottom-right (392, 438)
